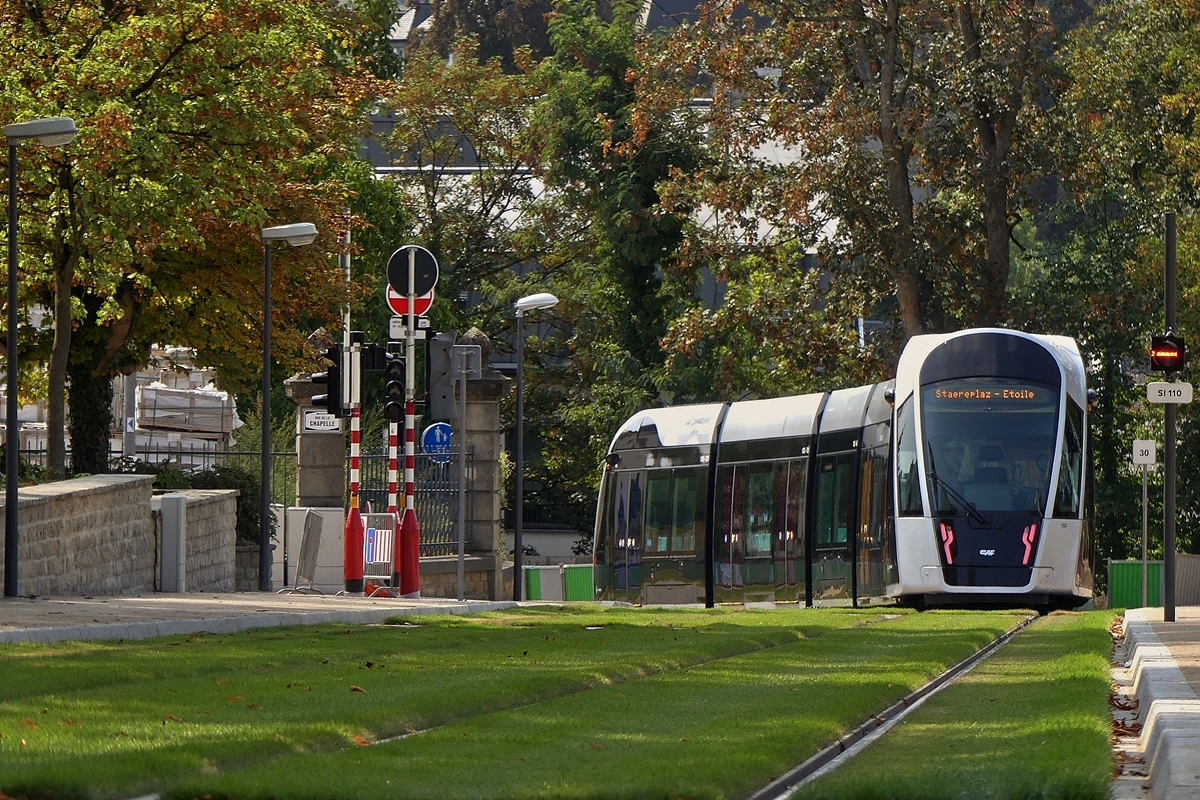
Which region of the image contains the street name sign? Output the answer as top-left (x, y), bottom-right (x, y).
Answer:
top-left (1147, 381), bottom-right (1194, 404)
top-left (303, 408), bottom-right (342, 432)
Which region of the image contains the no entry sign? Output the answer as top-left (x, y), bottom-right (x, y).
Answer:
top-left (386, 285), bottom-right (434, 316)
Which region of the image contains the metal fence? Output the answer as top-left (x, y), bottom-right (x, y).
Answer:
top-left (355, 448), bottom-right (475, 557)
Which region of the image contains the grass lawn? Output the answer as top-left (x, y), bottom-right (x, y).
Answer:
top-left (795, 611), bottom-right (1117, 800)
top-left (0, 606), bottom-right (1025, 800)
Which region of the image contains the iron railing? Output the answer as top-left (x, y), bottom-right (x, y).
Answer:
top-left (354, 447), bottom-right (475, 556)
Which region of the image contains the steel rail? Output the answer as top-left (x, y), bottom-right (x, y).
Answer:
top-left (746, 613), bottom-right (1037, 800)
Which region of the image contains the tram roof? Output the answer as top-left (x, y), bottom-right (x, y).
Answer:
top-left (608, 402), bottom-right (726, 451)
top-left (720, 392), bottom-right (825, 443)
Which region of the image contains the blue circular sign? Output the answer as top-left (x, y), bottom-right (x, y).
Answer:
top-left (421, 422), bottom-right (453, 464)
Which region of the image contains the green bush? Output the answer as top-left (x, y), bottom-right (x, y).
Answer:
top-left (114, 459), bottom-right (270, 544)
top-left (192, 465), bottom-right (270, 544)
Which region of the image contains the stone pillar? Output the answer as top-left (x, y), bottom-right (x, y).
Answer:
top-left (283, 374), bottom-right (345, 508)
top-left (458, 328), bottom-right (511, 598)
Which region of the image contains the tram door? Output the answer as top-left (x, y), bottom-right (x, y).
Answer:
top-left (741, 464), bottom-right (777, 603)
top-left (813, 452), bottom-right (856, 601)
top-left (609, 471), bottom-right (644, 604)
top-left (715, 466), bottom-right (744, 604)
top-left (856, 431), bottom-right (893, 601)
top-left (775, 459), bottom-right (807, 603)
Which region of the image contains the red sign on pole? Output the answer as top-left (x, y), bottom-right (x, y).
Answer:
top-left (386, 286), bottom-right (434, 316)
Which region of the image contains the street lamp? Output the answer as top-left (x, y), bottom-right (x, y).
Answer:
top-left (258, 223), bottom-right (317, 591)
top-left (5, 116), bottom-right (77, 599)
top-left (513, 291), bottom-right (557, 601)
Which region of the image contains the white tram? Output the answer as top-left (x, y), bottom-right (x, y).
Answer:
top-left (592, 329), bottom-right (1095, 610)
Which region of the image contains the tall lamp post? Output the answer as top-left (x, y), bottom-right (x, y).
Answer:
top-left (513, 291), bottom-right (557, 601)
top-left (4, 117), bottom-right (77, 599)
top-left (258, 223), bottom-right (317, 591)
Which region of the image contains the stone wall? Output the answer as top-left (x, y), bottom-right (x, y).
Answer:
top-left (0, 475), bottom-right (156, 597)
top-left (419, 554), bottom-right (504, 600)
top-left (235, 544), bottom-right (262, 592)
top-left (152, 490), bottom-right (238, 592)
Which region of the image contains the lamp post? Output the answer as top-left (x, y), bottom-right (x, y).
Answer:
top-left (4, 116), bottom-right (77, 599)
top-left (513, 291), bottom-right (557, 601)
top-left (258, 223), bottom-right (317, 591)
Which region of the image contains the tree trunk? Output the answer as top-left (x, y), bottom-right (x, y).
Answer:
top-left (46, 221), bottom-right (74, 479)
top-left (67, 361), bottom-right (112, 475)
top-left (978, 174), bottom-right (1011, 326)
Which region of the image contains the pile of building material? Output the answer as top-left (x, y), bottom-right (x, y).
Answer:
top-left (136, 384), bottom-right (238, 435)
top-left (118, 347), bottom-right (242, 468)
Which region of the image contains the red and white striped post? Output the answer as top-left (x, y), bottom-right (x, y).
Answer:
top-left (343, 406), bottom-right (365, 593)
top-left (387, 421), bottom-right (401, 587)
top-left (399, 248), bottom-right (421, 597)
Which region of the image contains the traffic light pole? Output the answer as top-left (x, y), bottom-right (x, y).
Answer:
top-left (1164, 211), bottom-right (1177, 622)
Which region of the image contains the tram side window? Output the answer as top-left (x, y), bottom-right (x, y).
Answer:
top-left (895, 399), bottom-right (923, 516)
top-left (1054, 399), bottom-right (1084, 518)
top-left (862, 448), bottom-right (888, 547)
top-left (644, 471), bottom-right (672, 553)
top-left (672, 470), bottom-right (702, 553)
top-left (743, 465), bottom-right (775, 556)
top-left (786, 459), bottom-right (807, 540)
top-left (628, 476), bottom-right (642, 548)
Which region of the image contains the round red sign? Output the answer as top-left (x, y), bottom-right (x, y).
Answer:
top-left (386, 286), bottom-right (434, 316)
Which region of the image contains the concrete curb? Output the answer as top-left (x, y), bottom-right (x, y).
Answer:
top-left (1124, 609), bottom-right (1200, 800)
top-left (0, 600), bottom-right (520, 645)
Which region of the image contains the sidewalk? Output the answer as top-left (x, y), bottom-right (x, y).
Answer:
top-left (1122, 606), bottom-right (1200, 800)
top-left (0, 592), bottom-right (519, 644)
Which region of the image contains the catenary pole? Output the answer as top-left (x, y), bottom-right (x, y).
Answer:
top-left (1164, 211), bottom-right (1177, 622)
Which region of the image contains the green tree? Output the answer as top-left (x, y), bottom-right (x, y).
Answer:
top-left (641, 0), bottom-right (1062, 344)
top-left (378, 36), bottom-right (548, 337)
top-left (1, 0), bottom-right (384, 475)
top-left (1013, 0), bottom-right (1199, 558)
top-left (509, 0), bottom-right (703, 525)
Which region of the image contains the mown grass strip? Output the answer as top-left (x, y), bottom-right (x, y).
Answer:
top-left (0, 606), bottom-right (865, 799)
top-left (164, 611), bottom-right (1024, 800)
top-left (794, 611), bottom-right (1116, 800)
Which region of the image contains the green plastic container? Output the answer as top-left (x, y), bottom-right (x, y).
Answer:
top-left (523, 566), bottom-right (564, 600)
top-left (524, 566), bottom-right (543, 600)
top-left (1108, 560), bottom-right (1163, 608)
top-left (563, 564), bottom-right (595, 601)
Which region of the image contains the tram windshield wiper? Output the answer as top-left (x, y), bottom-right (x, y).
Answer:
top-left (926, 444), bottom-right (989, 526)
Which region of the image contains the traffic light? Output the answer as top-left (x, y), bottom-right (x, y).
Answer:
top-left (384, 353), bottom-right (405, 422)
top-left (1151, 333), bottom-right (1187, 373)
top-left (311, 346), bottom-right (344, 417)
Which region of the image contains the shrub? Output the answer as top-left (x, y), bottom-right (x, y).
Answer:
top-left (191, 465), bottom-right (270, 544)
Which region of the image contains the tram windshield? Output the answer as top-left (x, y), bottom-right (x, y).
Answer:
top-left (921, 378), bottom-right (1059, 515)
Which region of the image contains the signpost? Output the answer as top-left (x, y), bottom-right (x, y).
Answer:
top-left (1133, 439), bottom-right (1157, 608)
top-left (386, 245), bottom-right (439, 598)
top-left (1147, 382), bottom-right (1193, 404)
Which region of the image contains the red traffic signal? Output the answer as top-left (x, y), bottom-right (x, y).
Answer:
top-left (1150, 333), bottom-right (1186, 372)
